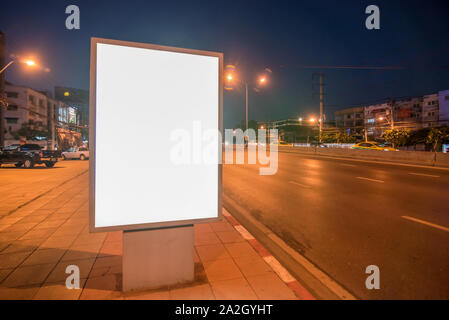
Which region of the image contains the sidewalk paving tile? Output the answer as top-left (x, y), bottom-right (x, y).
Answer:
top-left (34, 279), bottom-right (87, 300)
top-left (2, 263), bottom-right (56, 287)
top-left (195, 231), bottom-right (221, 246)
top-left (196, 243), bottom-right (232, 262)
top-left (210, 278), bottom-right (258, 300)
top-left (224, 242), bottom-right (260, 259)
top-left (246, 273), bottom-right (298, 300)
top-left (216, 230), bottom-right (246, 244)
top-left (202, 258), bottom-right (244, 283)
top-left (0, 251), bottom-right (33, 269)
top-left (169, 284), bottom-right (215, 300)
top-left (21, 248), bottom-right (66, 266)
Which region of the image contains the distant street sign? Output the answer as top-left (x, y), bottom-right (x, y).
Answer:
top-left (90, 38), bottom-right (222, 232)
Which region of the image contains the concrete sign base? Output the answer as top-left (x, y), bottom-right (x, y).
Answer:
top-left (122, 225), bottom-right (194, 292)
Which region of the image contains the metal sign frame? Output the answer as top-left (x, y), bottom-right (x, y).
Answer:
top-left (89, 37), bottom-right (223, 232)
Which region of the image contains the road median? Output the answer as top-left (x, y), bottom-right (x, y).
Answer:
top-left (278, 146), bottom-right (449, 168)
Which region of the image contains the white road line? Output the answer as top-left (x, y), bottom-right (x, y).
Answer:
top-left (289, 181), bottom-right (311, 188)
top-left (402, 216), bottom-right (449, 233)
top-left (356, 176), bottom-right (384, 183)
top-left (408, 172), bottom-right (440, 178)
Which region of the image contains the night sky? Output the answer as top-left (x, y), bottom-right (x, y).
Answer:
top-left (2, 0), bottom-right (449, 128)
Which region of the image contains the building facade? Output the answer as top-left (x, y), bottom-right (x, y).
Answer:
top-left (3, 84), bottom-right (56, 141)
top-left (439, 89), bottom-right (449, 125)
top-left (335, 107), bottom-right (364, 135)
top-left (335, 90), bottom-right (447, 138)
top-left (2, 83), bottom-right (82, 148)
top-left (55, 86), bottom-right (89, 140)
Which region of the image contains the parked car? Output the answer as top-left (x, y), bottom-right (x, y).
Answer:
top-left (0, 144), bottom-right (59, 168)
top-left (62, 147), bottom-right (89, 160)
top-left (352, 142), bottom-right (398, 151)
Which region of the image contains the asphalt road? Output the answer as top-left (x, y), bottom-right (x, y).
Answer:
top-left (223, 150), bottom-right (449, 299)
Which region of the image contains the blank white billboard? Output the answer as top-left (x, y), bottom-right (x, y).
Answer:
top-left (90, 38), bottom-right (222, 232)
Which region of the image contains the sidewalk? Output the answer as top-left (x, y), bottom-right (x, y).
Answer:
top-left (0, 170), bottom-right (315, 300)
top-left (0, 161), bottom-right (88, 218)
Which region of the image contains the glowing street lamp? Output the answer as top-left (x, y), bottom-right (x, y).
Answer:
top-left (298, 117), bottom-right (303, 122)
top-left (25, 59), bottom-right (36, 67)
top-left (224, 65), bottom-right (270, 134)
top-left (0, 58), bottom-right (37, 74)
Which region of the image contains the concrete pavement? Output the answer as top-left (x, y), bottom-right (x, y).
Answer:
top-left (0, 160), bottom-right (88, 218)
top-left (223, 151), bottom-right (449, 299)
top-left (0, 160), bottom-right (307, 300)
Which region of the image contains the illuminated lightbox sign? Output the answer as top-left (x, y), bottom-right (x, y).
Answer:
top-left (89, 38), bottom-right (222, 232)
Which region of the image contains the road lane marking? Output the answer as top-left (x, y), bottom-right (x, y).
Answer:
top-left (356, 177), bottom-right (384, 183)
top-left (408, 172), bottom-right (440, 178)
top-left (289, 181), bottom-right (311, 188)
top-left (402, 216), bottom-right (449, 233)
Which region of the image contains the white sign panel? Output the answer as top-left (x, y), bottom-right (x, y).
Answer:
top-left (89, 38), bottom-right (222, 232)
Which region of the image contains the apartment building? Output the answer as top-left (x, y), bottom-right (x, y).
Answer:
top-left (2, 83), bottom-right (70, 144)
top-left (335, 90), bottom-right (448, 138)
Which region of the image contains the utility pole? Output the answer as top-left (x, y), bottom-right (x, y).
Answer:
top-left (48, 103), bottom-right (55, 150)
top-left (313, 73), bottom-right (325, 143)
top-left (245, 82), bottom-right (248, 132)
top-left (0, 31), bottom-right (6, 148)
top-left (319, 74), bottom-right (324, 141)
top-left (390, 99), bottom-right (395, 129)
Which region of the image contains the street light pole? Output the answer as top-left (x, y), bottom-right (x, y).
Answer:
top-left (0, 31), bottom-right (6, 148)
top-left (319, 74), bottom-right (323, 142)
top-left (245, 82), bottom-right (248, 132)
top-left (0, 60), bottom-right (14, 75)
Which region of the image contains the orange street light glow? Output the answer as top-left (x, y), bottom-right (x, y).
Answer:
top-left (309, 118), bottom-right (316, 122)
top-left (226, 74), bottom-right (233, 81)
top-left (25, 59), bottom-right (36, 66)
top-left (259, 77), bottom-right (266, 84)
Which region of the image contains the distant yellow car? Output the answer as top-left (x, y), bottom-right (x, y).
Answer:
top-left (270, 141), bottom-right (291, 146)
top-left (352, 142), bottom-right (398, 151)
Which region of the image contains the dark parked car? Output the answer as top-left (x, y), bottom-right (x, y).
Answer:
top-left (0, 144), bottom-right (60, 168)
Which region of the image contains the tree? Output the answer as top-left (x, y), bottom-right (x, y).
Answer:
top-left (407, 127), bottom-right (431, 148)
top-left (426, 126), bottom-right (449, 154)
top-left (382, 129), bottom-right (410, 148)
top-left (335, 132), bottom-right (357, 143)
top-left (14, 121), bottom-right (49, 141)
top-left (320, 133), bottom-right (337, 143)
